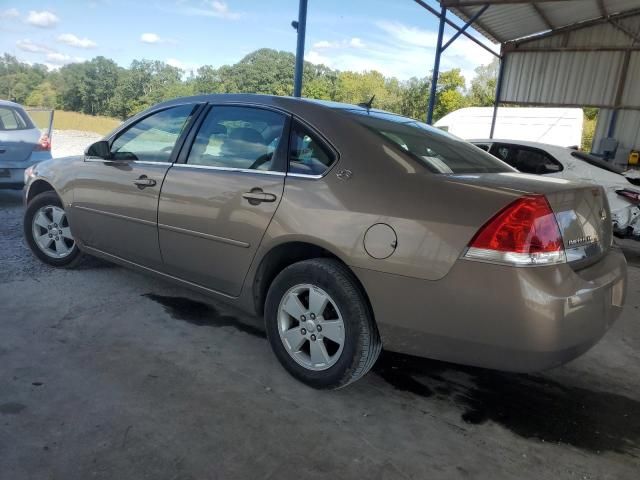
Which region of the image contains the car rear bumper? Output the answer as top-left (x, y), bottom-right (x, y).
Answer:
top-left (352, 248), bottom-right (627, 372)
top-left (0, 168), bottom-right (28, 189)
top-left (0, 152), bottom-right (52, 189)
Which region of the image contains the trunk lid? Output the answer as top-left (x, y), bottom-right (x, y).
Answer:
top-left (0, 128), bottom-right (40, 163)
top-left (546, 185), bottom-right (612, 267)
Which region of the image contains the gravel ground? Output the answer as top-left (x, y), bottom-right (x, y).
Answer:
top-left (1, 188), bottom-right (639, 479)
top-left (51, 129), bottom-right (103, 158)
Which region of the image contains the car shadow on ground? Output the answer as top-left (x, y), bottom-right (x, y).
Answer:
top-left (142, 292), bottom-right (640, 459)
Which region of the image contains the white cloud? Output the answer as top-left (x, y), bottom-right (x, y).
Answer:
top-left (45, 52), bottom-right (84, 65)
top-left (166, 58), bottom-right (200, 73)
top-left (305, 21), bottom-right (498, 85)
top-left (312, 37), bottom-right (366, 50)
top-left (180, 0), bottom-right (241, 20)
top-left (140, 33), bottom-right (162, 44)
top-left (313, 40), bottom-right (336, 49)
top-left (57, 33), bottom-right (97, 49)
top-left (1, 8), bottom-right (20, 19)
top-left (26, 10), bottom-right (59, 28)
top-left (207, 1), bottom-right (240, 19)
top-left (16, 39), bottom-right (53, 54)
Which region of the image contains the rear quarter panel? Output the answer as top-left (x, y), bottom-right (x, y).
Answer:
top-left (250, 110), bottom-right (525, 282)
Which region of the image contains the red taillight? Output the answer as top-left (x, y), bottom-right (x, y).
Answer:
top-left (33, 133), bottom-right (51, 152)
top-left (616, 188), bottom-right (640, 203)
top-left (464, 195), bottom-right (566, 266)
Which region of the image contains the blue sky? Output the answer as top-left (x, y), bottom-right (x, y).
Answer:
top-left (0, 0), bottom-right (498, 83)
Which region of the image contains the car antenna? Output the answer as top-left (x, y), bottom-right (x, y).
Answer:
top-left (358, 95), bottom-right (375, 110)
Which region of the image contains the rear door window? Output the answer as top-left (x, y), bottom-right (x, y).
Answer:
top-left (489, 143), bottom-right (513, 164)
top-left (288, 122), bottom-right (336, 176)
top-left (186, 105), bottom-right (286, 171)
top-left (0, 107), bottom-right (28, 130)
top-left (511, 147), bottom-right (563, 175)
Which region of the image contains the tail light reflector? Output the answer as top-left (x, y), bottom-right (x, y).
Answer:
top-left (464, 195), bottom-right (566, 266)
top-left (616, 188), bottom-right (640, 203)
top-left (33, 133), bottom-right (51, 152)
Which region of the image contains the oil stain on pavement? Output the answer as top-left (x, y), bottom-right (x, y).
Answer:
top-left (141, 292), bottom-right (640, 457)
top-left (142, 293), bottom-right (265, 338)
top-left (0, 402), bottom-right (26, 415)
top-left (374, 351), bottom-right (640, 456)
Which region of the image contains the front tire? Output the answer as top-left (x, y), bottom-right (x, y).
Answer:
top-left (265, 258), bottom-right (381, 389)
top-left (24, 191), bottom-right (83, 268)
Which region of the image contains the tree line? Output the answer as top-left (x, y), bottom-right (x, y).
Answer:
top-left (0, 49), bottom-right (498, 122)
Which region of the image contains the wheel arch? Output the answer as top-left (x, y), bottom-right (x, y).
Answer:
top-left (252, 241), bottom-right (375, 323)
top-left (27, 179), bottom-right (56, 204)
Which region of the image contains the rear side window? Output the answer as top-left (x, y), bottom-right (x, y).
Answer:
top-left (187, 106), bottom-right (286, 171)
top-left (511, 147), bottom-right (562, 175)
top-left (489, 144), bottom-right (512, 164)
top-left (0, 107), bottom-right (29, 131)
top-left (288, 122), bottom-right (335, 176)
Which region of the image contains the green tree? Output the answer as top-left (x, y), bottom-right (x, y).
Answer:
top-left (433, 69), bottom-right (467, 122)
top-left (25, 81), bottom-right (57, 108)
top-left (468, 58), bottom-right (498, 107)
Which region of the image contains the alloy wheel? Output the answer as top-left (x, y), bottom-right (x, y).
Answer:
top-left (277, 284), bottom-right (346, 371)
top-left (31, 205), bottom-right (75, 259)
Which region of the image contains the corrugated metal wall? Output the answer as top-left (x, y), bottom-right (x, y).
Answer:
top-left (500, 17), bottom-right (640, 108)
top-left (593, 109), bottom-right (640, 165)
top-left (501, 51), bottom-right (625, 107)
top-left (499, 14), bottom-right (640, 165)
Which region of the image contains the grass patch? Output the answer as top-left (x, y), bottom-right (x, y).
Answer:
top-left (28, 110), bottom-right (122, 135)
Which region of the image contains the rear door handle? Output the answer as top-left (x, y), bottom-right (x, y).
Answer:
top-left (133, 175), bottom-right (156, 189)
top-left (242, 189), bottom-right (277, 205)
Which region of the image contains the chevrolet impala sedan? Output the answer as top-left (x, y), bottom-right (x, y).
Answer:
top-left (23, 94), bottom-right (627, 389)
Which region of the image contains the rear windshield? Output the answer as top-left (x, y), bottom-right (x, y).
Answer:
top-left (0, 106), bottom-right (33, 131)
top-left (570, 150), bottom-right (624, 175)
top-left (346, 110), bottom-right (514, 174)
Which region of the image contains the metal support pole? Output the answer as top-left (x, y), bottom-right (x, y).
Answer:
top-left (427, 7), bottom-right (446, 125)
top-left (607, 110), bottom-right (619, 138)
top-left (413, 0), bottom-right (499, 59)
top-left (441, 4), bottom-right (489, 52)
top-left (293, 0), bottom-right (308, 98)
top-left (490, 53), bottom-right (506, 139)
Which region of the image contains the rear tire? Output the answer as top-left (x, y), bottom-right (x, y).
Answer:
top-left (265, 258), bottom-right (381, 389)
top-left (24, 191), bottom-right (84, 268)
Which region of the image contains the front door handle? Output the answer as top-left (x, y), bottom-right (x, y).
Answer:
top-left (133, 175), bottom-right (157, 189)
top-left (242, 188), bottom-right (277, 205)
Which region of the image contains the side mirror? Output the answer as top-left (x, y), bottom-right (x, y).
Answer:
top-left (85, 140), bottom-right (111, 159)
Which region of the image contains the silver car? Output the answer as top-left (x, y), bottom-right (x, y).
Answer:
top-left (0, 100), bottom-right (52, 189)
top-left (23, 94), bottom-right (627, 389)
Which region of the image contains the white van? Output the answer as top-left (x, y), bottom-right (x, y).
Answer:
top-left (434, 107), bottom-right (583, 148)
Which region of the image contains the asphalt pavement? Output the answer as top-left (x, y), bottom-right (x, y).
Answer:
top-left (1, 189), bottom-right (639, 480)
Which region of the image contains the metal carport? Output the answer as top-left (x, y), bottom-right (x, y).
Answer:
top-left (292, 0), bottom-right (640, 166)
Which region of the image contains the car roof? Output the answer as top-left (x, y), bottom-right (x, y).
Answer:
top-left (0, 99), bottom-right (25, 109)
top-left (153, 93), bottom-right (392, 117)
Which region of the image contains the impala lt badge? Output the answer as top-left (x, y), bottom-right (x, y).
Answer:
top-left (568, 235), bottom-right (596, 246)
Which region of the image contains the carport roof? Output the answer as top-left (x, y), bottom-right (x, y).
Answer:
top-left (439, 0), bottom-right (640, 45)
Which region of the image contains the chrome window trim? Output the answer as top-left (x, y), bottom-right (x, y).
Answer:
top-left (287, 115), bottom-right (340, 181)
top-left (171, 163), bottom-right (286, 176)
top-left (104, 101), bottom-right (205, 143)
top-left (84, 158), bottom-right (172, 166)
